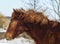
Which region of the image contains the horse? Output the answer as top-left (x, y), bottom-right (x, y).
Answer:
top-left (5, 8), bottom-right (60, 44)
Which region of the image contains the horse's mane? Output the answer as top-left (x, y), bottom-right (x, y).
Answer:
top-left (12, 8), bottom-right (59, 28)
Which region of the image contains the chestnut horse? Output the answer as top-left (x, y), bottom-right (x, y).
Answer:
top-left (5, 9), bottom-right (60, 44)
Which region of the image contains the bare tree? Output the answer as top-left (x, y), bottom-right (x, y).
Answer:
top-left (50, 0), bottom-right (60, 21)
top-left (21, 0), bottom-right (49, 13)
top-left (21, 0), bottom-right (41, 10)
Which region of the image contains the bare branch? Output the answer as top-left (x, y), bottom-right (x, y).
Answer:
top-left (27, 0), bottom-right (33, 6)
top-left (55, 0), bottom-right (58, 3)
top-left (25, 3), bottom-right (33, 6)
top-left (51, 0), bottom-right (58, 15)
top-left (50, 13), bottom-right (58, 21)
top-left (58, 0), bottom-right (60, 17)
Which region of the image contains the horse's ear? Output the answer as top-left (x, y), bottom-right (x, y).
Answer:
top-left (13, 9), bottom-right (17, 13)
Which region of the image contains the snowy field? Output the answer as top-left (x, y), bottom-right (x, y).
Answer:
top-left (0, 28), bottom-right (35, 44)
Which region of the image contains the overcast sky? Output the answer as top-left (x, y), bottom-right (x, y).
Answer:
top-left (0, 0), bottom-right (24, 16)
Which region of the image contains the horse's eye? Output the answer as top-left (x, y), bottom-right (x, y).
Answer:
top-left (21, 13), bottom-right (23, 15)
top-left (19, 13), bottom-right (23, 17)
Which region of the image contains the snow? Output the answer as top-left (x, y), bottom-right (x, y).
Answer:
top-left (0, 28), bottom-right (35, 44)
top-left (0, 37), bottom-right (35, 44)
top-left (0, 28), bottom-right (6, 32)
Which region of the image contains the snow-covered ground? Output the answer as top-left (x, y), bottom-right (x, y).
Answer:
top-left (0, 37), bottom-right (35, 44)
top-left (0, 28), bottom-right (6, 32)
top-left (0, 28), bottom-right (35, 44)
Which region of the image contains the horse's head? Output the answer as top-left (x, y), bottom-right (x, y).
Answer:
top-left (5, 9), bottom-right (28, 40)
